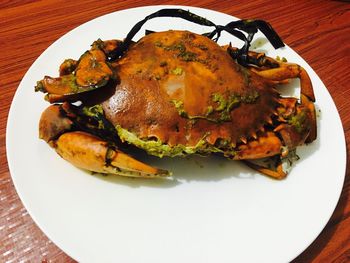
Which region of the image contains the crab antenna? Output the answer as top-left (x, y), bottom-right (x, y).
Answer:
top-left (107, 8), bottom-right (218, 61)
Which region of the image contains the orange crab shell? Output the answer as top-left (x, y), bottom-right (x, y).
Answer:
top-left (102, 30), bottom-right (279, 151)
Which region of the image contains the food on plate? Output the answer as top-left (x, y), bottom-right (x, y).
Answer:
top-left (35, 9), bottom-right (317, 179)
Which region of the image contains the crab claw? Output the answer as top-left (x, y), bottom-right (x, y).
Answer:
top-left (39, 105), bottom-right (169, 178)
top-left (54, 131), bottom-right (170, 178)
top-left (39, 104), bottom-right (73, 144)
top-left (35, 49), bottom-right (114, 103)
top-left (252, 63), bottom-right (315, 103)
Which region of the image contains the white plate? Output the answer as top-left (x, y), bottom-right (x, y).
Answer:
top-left (6, 5), bottom-right (346, 263)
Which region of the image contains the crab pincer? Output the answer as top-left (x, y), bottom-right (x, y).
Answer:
top-left (55, 131), bottom-right (169, 178)
top-left (39, 105), bottom-right (170, 178)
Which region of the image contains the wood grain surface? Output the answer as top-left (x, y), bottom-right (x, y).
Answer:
top-left (1, 0), bottom-right (349, 262)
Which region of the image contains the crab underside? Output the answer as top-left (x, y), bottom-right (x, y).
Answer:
top-left (36, 9), bottom-right (317, 179)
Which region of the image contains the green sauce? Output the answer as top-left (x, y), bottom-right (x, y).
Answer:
top-left (212, 91), bottom-right (259, 122)
top-left (155, 40), bottom-right (208, 64)
top-left (288, 110), bottom-right (307, 133)
top-left (170, 89), bottom-right (259, 123)
top-left (116, 125), bottom-right (236, 158)
top-left (171, 67), bottom-right (183, 75)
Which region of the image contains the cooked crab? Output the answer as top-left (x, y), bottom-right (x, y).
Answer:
top-left (35, 9), bottom-right (316, 179)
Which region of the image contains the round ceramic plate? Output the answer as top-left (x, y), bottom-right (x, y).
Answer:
top-left (6, 5), bottom-right (346, 263)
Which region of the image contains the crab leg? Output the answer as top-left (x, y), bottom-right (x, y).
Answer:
top-left (272, 96), bottom-right (315, 148)
top-left (35, 49), bottom-right (114, 103)
top-left (300, 94), bottom-right (317, 143)
top-left (232, 96), bottom-right (316, 179)
top-left (234, 132), bottom-right (283, 160)
top-left (240, 51), bottom-right (317, 143)
top-left (243, 161), bottom-right (286, 179)
top-left (226, 46), bottom-right (315, 103)
top-left (234, 139), bottom-right (288, 179)
top-left (252, 63), bottom-right (315, 103)
top-left (232, 132), bottom-right (287, 179)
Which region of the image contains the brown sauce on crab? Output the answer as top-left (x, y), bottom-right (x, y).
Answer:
top-left (102, 30), bottom-right (279, 148)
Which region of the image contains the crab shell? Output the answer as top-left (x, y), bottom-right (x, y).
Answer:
top-left (38, 30), bottom-right (317, 179)
top-left (103, 30), bottom-right (278, 153)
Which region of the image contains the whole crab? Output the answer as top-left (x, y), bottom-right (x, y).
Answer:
top-left (36, 9), bottom-right (316, 179)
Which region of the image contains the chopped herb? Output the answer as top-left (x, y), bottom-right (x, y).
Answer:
top-left (91, 38), bottom-right (105, 50)
top-left (156, 42), bottom-right (185, 52)
top-left (206, 106), bottom-right (213, 116)
top-left (154, 41), bottom-right (163, 47)
top-left (82, 104), bottom-right (104, 116)
top-left (171, 100), bottom-right (187, 117)
top-left (170, 90), bottom-right (258, 123)
top-left (212, 93), bottom-right (226, 111)
top-left (212, 91), bottom-right (259, 121)
top-left (193, 43), bottom-right (208, 50)
top-left (288, 110), bottom-right (307, 133)
top-left (155, 40), bottom-right (204, 63)
top-left (34, 80), bottom-right (45, 92)
top-left (171, 67), bottom-right (183, 75)
top-left (178, 51), bottom-right (198, 62)
top-left (81, 105), bottom-right (105, 129)
top-left (60, 74), bottom-right (80, 92)
top-left (276, 56), bottom-right (288, 62)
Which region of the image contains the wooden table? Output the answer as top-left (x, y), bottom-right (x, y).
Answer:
top-left (1, 0), bottom-right (349, 262)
